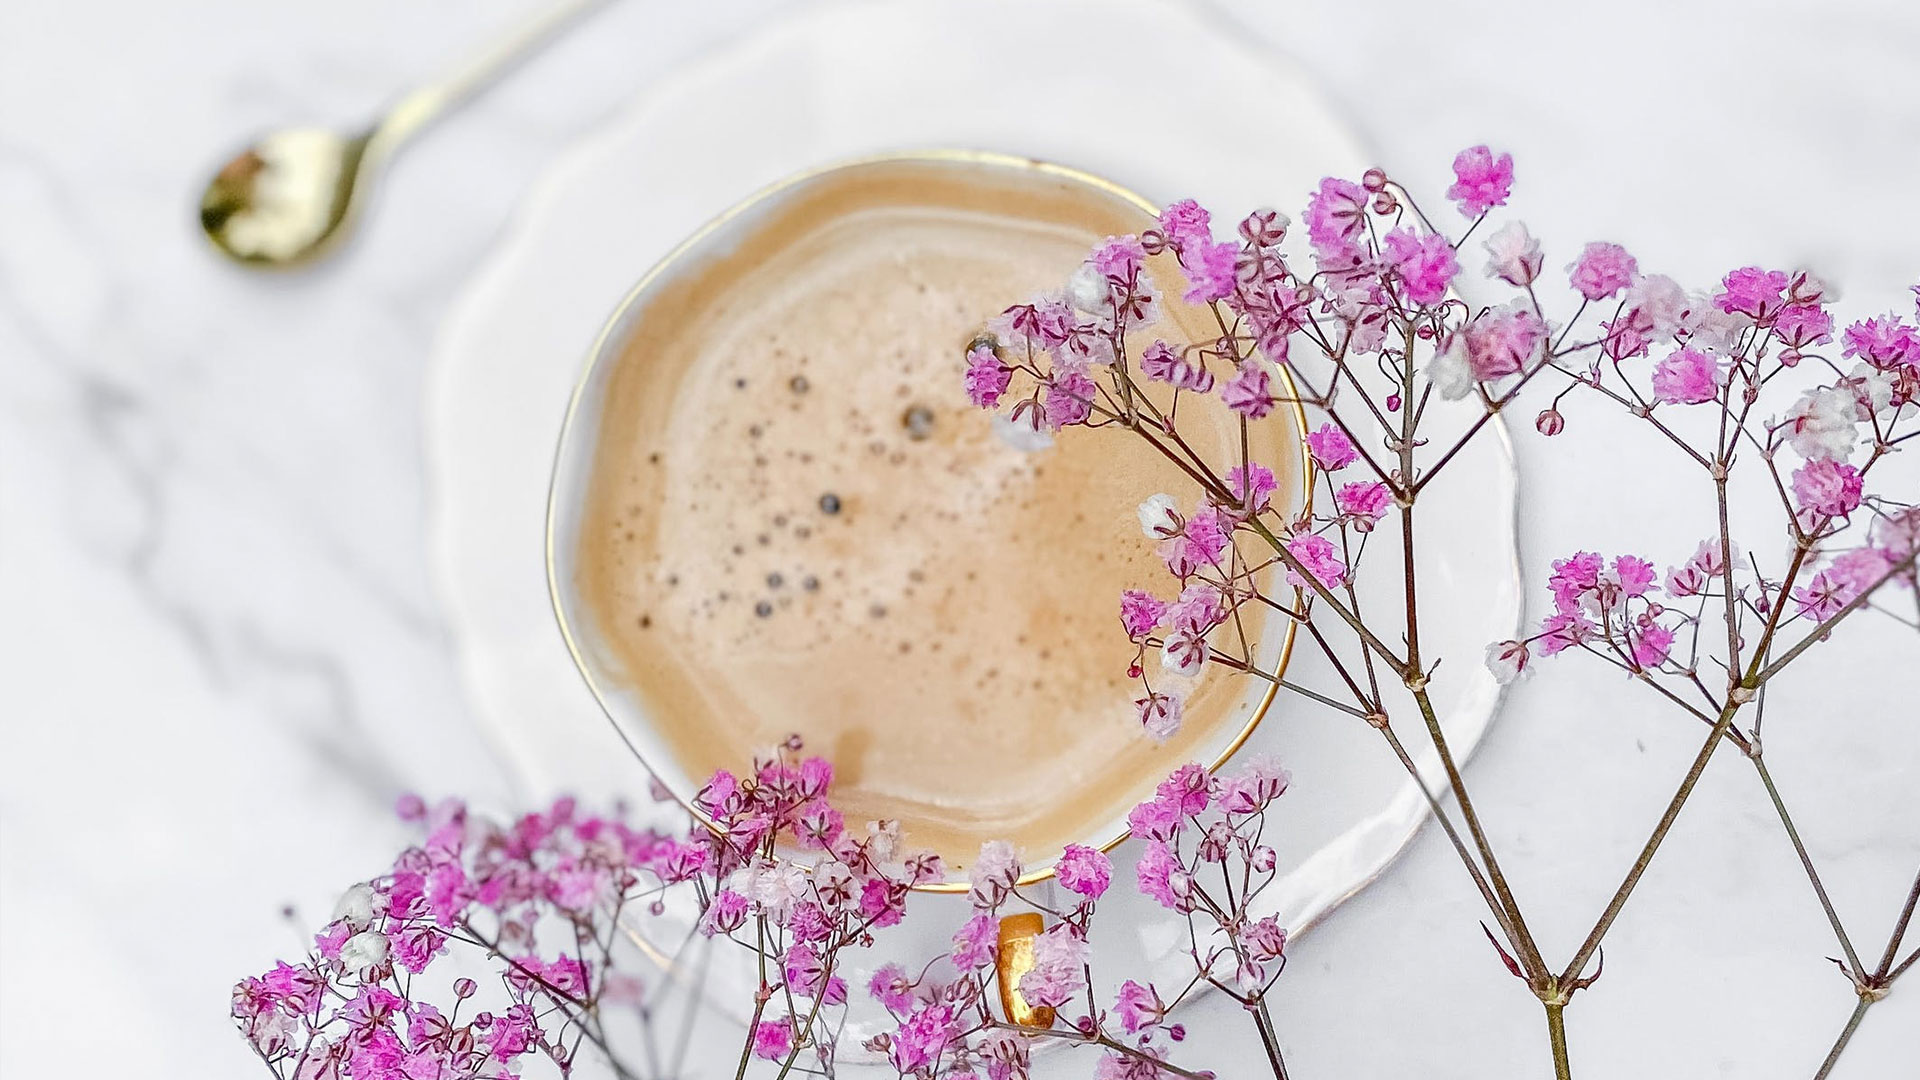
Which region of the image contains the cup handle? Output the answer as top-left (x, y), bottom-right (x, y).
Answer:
top-left (996, 912), bottom-right (1056, 1028)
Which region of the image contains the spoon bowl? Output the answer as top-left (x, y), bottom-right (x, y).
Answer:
top-left (200, 128), bottom-right (373, 267)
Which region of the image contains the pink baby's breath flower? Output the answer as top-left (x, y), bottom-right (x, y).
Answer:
top-left (1092, 234), bottom-right (1146, 279)
top-left (1435, 303), bottom-right (1547, 399)
top-left (1650, 347), bottom-right (1724, 405)
top-left (1535, 611), bottom-right (1596, 656)
top-left (1447, 145), bottom-right (1514, 217)
top-left (1774, 304), bottom-right (1835, 350)
top-left (1019, 925), bottom-right (1090, 1009)
top-left (1631, 622), bottom-right (1675, 668)
top-left (1045, 369), bottom-right (1097, 428)
top-left (1614, 555), bottom-right (1656, 598)
top-left (1284, 533), bottom-right (1347, 590)
top-left (1335, 480), bottom-right (1392, 524)
top-left (1486, 639), bottom-right (1531, 684)
top-left (1135, 840), bottom-right (1191, 911)
top-left (1221, 365), bottom-right (1279, 419)
top-left (1224, 462), bottom-right (1278, 514)
top-left (1793, 571), bottom-right (1848, 622)
top-left (1167, 583), bottom-right (1225, 634)
top-left (1120, 589), bottom-right (1168, 639)
top-left (1181, 504), bottom-right (1232, 567)
top-left (1114, 981), bottom-right (1166, 1034)
top-left (1183, 238), bottom-right (1239, 304)
top-left (968, 840), bottom-right (1021, 910)
top-left (1305, 177), bottom-right (1368, 257)
top-left (1127, 794), bottom-right (1184, 842)
top-left (753, 1018), bottom-right (794, 1060)
top-left (1056, 844), bottom-right (1112, 900)
top-left (1306, 423), bottom-right (1359, 471)
top-left (1157, 199), bottom-right (1212, 248)
top-left (1716, 267), bottom-right (1791, 321)
top-left (1569, 242), bottom-right (1638, 301)
top-left (1792, 459), bottom-right (1864, 520)
top-left (1157, 763), bottom-right (1212, 817)
top-left (1547, 551), bottom-right (1604, 614)
top-left (1841, 314), bottom-right (1920, 371)
top-left (890, 1004), bottom-right (958, 1074)
top-left (1665, 540), bottom-right (1726, 598)
top-left (1139, 340), bottom-right (1215, 392)
top-left (1243, 915), bottom-right (1288, 962)
top-left (869, 964), bottom-right (917, 1016)
top-left (1382, 227), bottom-right (1458, 306)
top-left (951, 914), bottom-right (997, 970)
top-left (963, 345), bottom-right (1012, 409)
top-left (1830, 547), bottom-right (1894, 599)
top-left (1483, 221), bottom-right (1543, 286)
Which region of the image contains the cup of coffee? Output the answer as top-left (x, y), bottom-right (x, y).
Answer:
top-left (546, 152), bottom-right (1304, 888)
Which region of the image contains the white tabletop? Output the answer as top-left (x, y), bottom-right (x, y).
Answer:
top-left (4, 0), bottom-right (1918, 1076)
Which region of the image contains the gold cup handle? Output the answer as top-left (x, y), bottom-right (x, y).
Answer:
top-left (996, 912), bottom-right (1056, 1028)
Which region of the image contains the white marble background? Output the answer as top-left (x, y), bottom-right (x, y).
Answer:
top-left (4, 0), bottom-right (1919, 1077)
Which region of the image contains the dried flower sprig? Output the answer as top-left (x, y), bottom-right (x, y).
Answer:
top-left (234, 744), bottom-right (1299, 1080)
top-left (960, 145), bottom-right (1920, 1077)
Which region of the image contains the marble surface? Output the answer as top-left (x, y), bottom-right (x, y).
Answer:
top-left (4, 0), bottom-right (1919, 1077)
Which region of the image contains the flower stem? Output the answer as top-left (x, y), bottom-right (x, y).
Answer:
top-left (1545, 1000), bottom-right (1571, 1080)
top-left (1752, 752), bottom-right (1865, 976)
top-left (1813, 996), bottom-right (1872, 1080)
top-left (1251, 998), bottom-right (1291, 1080)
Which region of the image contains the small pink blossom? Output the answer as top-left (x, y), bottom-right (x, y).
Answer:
top-left (1119, 590), bottom-right (1167, 639)
top-left (1045, 370), bottom-right (1097, 428)
top-left (1157, 199), bottom-right (1212, 248)
top-left (1782, 387), bottom-right (1859, 461)
top-left (869, 964), bottom-right (917, 1016)
top-left (1447, 145), bottom-right (1514, 216)
top-left (1335, 480), bottom-right (1392, 523)
top-left (1666, 540), bottom-right (1727, 598)
top-left (964, 345), bottom-right (1011, 409)
top-left (1614, 555), bottom-right (1656, 598)
top-left (1114, 981), bottom-right (1166, 1034)
top-left (1127, 794), bottom-right (1184, 842)
top-left (1548, 551), bottom-right (1604, 614)
top-left (1793, 571), bottom-right (1848, 622)
top-left (753, 1018), bottom-right (793, 1060)
top-left (1091, 235), bottom-right (1146, 279)
top-left (1243, 915), bottom-right (1288, 962)
top-left (1792, 459), bottom-right (1864, 519)
top-left (1018, 925), bottom-right (1090, 1009)
top-left (1305, 177), bottom-right (1368, 256)
top-left (1382, 227), bottom-right (1458, 306)
top-left (1535, 611), bottom-right (1596, 656)
top-left (1156, 763), bottom-right (1213, 817)
top-left (1650, 347), bottom-right (1724, 405)
top-left (1483, 220), bottom-right (1542, 286)
top-left (1716, 267), bottom-right (1790, 321)
top-left (968, 840), bottom-right (1021, 910)
top-left (1631, 622), bottom-right (1675, 668)
top-left (1224, 462), bottom-right (1278, 513)
top-left (1220, 365), bottom-right (1278, 419)
top-left (890, 1004), bottom-right (958, 1074)
top-left (1305, 423), bottom-right (1359, 471)
top-left (1841, 314), bottom-right (1920, 371)
top-left (1139, 340), bottom-right (1215, 392)
top-left (951, 914), bottom-right (997, 970)
top-left (1167, 583), bottom-right (1225, 634)
top-left (1183, 238), bottom-right (1239, 304)
top-left (1569, 242), bottom-right (1637, 301)
top-left (1135, 840), bottom-right (1191, 911)
top-left (1775, 304), bottom-right (1835, 350)
top-left (1056, 844), bottom-right (1113, 899)
top-left (1284, 533), bottom-right (1347, 590)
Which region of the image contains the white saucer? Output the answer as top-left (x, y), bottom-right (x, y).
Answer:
top-left (425, 0), bottom-right (1520, 1057)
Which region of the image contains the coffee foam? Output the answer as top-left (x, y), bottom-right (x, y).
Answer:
top-left (574, 161), bottom-right (1290, 865)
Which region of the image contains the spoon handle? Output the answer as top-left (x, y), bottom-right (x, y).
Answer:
top-left (371, 0), bottom-right (615, 153)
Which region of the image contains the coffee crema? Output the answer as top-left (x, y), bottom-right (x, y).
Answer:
top-left (573, 159), bottom-right (1292, 866)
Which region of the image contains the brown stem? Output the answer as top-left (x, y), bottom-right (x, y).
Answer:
top-left (1251, 998), bottom-right (1291, 1080)
top-left (1813, 996), bottom-right (1873, 1080)
top-left (1873, 864), bottom-right (1920, 979)
top-left (1752, 752), bottom-right (1865, 976)
top-left (1546, 1000), bottom-right (1572, 1080)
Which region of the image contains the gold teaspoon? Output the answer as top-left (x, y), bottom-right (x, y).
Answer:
top-left (199, 0), bottom-right (611, 269)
